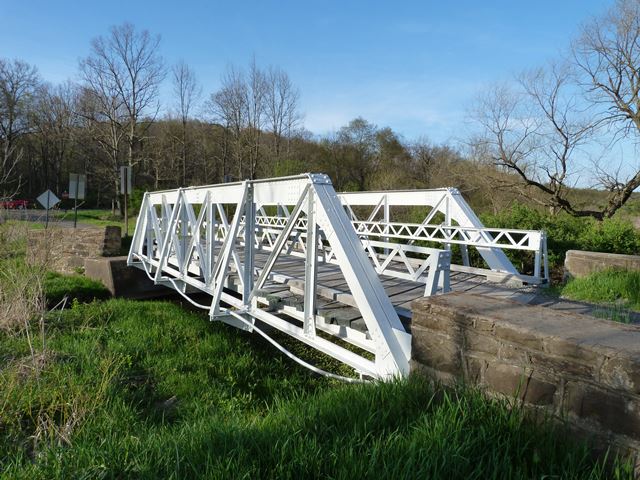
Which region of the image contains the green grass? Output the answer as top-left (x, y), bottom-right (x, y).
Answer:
top-left (0, 222), bottom-right (634, 478)
top-left (52, 209), bottom-right (137, 233)
top-left (43, 272), bottom-right (112, 307)
top-left (560, 269), bottom-right (640, 312)
top-left (0, 297), bottom-right (632, 479)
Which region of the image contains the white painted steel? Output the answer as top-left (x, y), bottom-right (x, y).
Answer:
top-left (128, 174), bottom-right (546, 380)
top-left (339, 188), bottom-right (549, 283)
top-left (129, 173), bottom-right (441, 379)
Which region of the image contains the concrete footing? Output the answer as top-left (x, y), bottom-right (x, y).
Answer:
top-left (84, 256), bottom-right (173, 299)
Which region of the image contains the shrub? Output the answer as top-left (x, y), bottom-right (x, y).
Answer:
top-left (481, 203), bottom-right (640, 270)
top-left (561, 269), bottom-right (640, 311)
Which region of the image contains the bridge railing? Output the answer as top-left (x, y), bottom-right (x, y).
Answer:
top-left (249, 213), bottom-right (451, 295)
top-left (339, 189), bottom-right (549, 284)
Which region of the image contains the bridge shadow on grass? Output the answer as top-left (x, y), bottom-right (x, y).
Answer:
top-left (121, 378), bottom-right (619, 480)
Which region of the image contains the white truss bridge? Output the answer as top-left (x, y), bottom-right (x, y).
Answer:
top-left (128, 173), bottom-right (548, 380)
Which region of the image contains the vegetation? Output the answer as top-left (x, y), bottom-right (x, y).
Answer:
top-left (481, 203), bottom-right (640, 270)
top-left (0, 221), bottom-right (632, 478)
top-left (560, 269), bottom-right (640, 312)
top-left (0, 297), bottom-right (632, 479)
top-left (42, 272), bottom-right (111, 307)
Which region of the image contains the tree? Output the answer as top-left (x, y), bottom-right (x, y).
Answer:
top-left (574, 0), bottom-right (640, 217)
top-left (0, 58), bottom-right (39, 199)
top-left (245, 59), bottom-right (267, 179)
top-left (207, 60), bottom-right (272, 180)
top-left (472, 65), bottom-right (597, 216)
top-left (81, 23), bottom-right (165, 171)
top-left (31, 82), bottom-right (79, 195)
top-left (208, 66), bottom-right (247, 180)
top-left (336, 117), bottom-right (378, 190)
top-left (172, 61), bottom-right (200, 185)
top-left (264, 66), bottom-right (301, 166)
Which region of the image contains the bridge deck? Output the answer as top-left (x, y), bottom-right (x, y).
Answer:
top-left (206, 243), bottom-right (538, 335)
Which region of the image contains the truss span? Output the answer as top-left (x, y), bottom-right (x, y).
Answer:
top-left (128, 173), bottom-right (547, 380)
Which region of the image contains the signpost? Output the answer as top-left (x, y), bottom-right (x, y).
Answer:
top-left (120, 166), bottom-right (132, 237)
top-left (36, 189), bottom-right (60, 228)
top-left (69, 173), bottom-right (86, 228)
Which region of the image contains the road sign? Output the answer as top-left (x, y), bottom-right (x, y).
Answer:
top-left (69, 173), bottom-right (86, 200)
top-left (36, 190), bottom-right (60, 210)
top-left (120, 166), bottom-right (132, 196)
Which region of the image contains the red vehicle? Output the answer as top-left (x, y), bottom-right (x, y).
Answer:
top-left (0, 199), bottom-right (29, 209)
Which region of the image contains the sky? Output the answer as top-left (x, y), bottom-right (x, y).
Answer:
top-left (0, 0), bottom-right (613, 145)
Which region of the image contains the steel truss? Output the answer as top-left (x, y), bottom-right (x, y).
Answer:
top-left (129, 174), bottom-right (429, 379)
top-left (338, 188), bottom-right (549, 284)
top-left (128, 175), bottom-right (547, 380)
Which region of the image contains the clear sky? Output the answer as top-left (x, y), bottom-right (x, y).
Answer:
top-left (0, 0), bottom-right (613, 144)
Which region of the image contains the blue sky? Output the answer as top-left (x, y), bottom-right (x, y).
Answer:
top-left (0, 0), bottom-right (612, 144)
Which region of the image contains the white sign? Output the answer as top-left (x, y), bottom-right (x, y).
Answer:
top-left (120, 166), bottom-right (132, 195)
top-left (36, 190), bottom-right (60, 210)
top-left (69, 173), bottom-right (86, 200)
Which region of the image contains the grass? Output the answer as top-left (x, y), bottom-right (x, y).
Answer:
top-left (0, 220), bottom-right (635, 478)
top-left (52, 209), bottom-right (137, 233)
top-left (42, 272), bottom-right (112, 307)
top-left (0, 295), bottom-right (633, 479)
top-left (558, 269), bottom-right (640, 313)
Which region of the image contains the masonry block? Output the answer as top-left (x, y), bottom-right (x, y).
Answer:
top-left (565, 250), bottom-right (640, 279)
top-left (411, 292), bottom-right (640, 461)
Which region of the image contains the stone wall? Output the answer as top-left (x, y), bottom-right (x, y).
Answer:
top-left (27, 226), bottom-right (121, 274)
top-left (565, 249), bottom-right (640, 279)
top-left (411, 292), bottom-right (640, 459)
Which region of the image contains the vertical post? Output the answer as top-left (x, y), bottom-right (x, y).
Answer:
top-left (179, 194), bottom-right (188, 276)
top-left (460, 245), bottom-right (470, 266)
top-left (383, 194), bottom-right (390, 257)
top-left (303, 190), bottom-right (318, 337)
top-left (205, 194), bottom-right (213, 284)
top-left (45, 190), bottom-right (50, 229)
top-left (124, 168), bottom-right (129, 237)
top-left (243, 182), bottom-right (255, 307)
top-left (542, 232), bottom-right (549, 283)
top-left (145, 203), bottom-right (152, 259)
top-left (444, 196), bottom-right (451, 252)
top-left (73, 195), bottom-right (78, 228)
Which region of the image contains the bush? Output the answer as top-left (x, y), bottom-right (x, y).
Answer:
top-left (43, 272), bottom-right (111, 307)
top-left (481, 203), bottom-right (640, 269)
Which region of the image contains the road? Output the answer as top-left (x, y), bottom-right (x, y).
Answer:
top-left (0, 208), bottom-right (90, 228)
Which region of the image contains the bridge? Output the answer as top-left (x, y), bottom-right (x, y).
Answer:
top-left (127, 173), bottom-right (548, 380)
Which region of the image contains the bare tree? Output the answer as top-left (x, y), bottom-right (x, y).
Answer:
top-left (172, 61), bottom-right (200, 185)
top-left (245, 59), bottom-right (267, 179)
top-left (471, 64), bottom-right (603, 217)
top-left (77, 63), bottom-right (127, 211)
top-left (81, 23), bottom-right (165, 171)
top-left (208, 66), bottom-right (247, 180)
top-left (0, 58), bottom-right (39, 199)
top-left (32, 82), bottom-right (79, 194)
top-left (265, 66), bottom-right (301, 166)
top-left (574, 0), bottom-right (640, 217)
